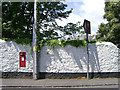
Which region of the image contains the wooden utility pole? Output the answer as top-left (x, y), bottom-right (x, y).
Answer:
top-left (33, 0), bottom-right (38, 80)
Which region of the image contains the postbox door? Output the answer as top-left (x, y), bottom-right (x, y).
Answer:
top-left (19, 52), bottom-right (26, 67)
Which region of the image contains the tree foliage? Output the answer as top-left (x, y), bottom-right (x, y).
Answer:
top-left (63, 21), bottom-right (82, 35)
top-left (96, 1), bottom-right (120, 48)
top-left (2, 2), bottom-right (73, 44)
top-left (2, 2), bottom-right (34, 43)
top-left (56, 21), bottom-right (83, 40)
top-left (36, 2), bottom-right (73, 40)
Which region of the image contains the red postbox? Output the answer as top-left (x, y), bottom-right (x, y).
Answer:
top-left (19, 52), bottom-right (26, 67)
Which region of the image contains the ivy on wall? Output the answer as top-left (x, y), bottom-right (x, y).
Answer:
top-left (2, 38), bottom-right (104, 56)
top-left (36, 39), bottom-right (102, 55)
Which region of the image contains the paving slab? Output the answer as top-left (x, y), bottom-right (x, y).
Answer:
top-left (1, 78), bottom-right (119, 88)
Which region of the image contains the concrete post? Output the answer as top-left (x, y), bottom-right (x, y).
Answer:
top-left (33, 0), bottom-right (38, 80)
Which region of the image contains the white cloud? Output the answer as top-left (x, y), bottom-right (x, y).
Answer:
top-left (79, 0), bottom-right (107, 32)
top-left (56, 13), bottom-right (83, 26)
top-left (56, 0), bottom-right (108, 35)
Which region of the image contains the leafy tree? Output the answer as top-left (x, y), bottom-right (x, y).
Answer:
top-left (96, 1), bottom-right (120, 48)
top-left (2, 2), bottom-right (34, 43)
top-left (36, 2), bottom-right (72, 40)
top-left (61, 21), bottom-right (83, 40)
top-left (2, 2), bottom-right (72, 44)
top-left (63, 21), bottom-right (82, 35)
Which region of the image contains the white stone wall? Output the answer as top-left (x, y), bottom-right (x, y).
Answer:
top-left (0, 39), bottom-right (33, 72)
top-left (40, 42), bottom-right (119, 73)
top-left (0, 39), bottom-right (119, 73)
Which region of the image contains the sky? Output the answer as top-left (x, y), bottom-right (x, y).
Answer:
top-left (56, 0), bottom-right (108, 35)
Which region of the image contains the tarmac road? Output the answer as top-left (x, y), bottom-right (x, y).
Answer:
top-left (1, 87), bottom-right (119, 90)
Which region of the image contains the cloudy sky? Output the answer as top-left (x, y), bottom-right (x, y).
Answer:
top-left (56, 0), bottom-right (108, 35)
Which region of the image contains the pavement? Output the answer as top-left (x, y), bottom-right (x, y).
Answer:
top-left (0, 78), bottom-right (120, 88)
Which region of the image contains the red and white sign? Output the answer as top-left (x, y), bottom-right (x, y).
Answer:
top-left (19, 52), bottom-right (26, 67)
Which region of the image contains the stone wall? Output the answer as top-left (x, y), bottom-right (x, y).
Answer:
top-left (0, 39), bottom-right (119, 74)
top-left (40, 42), bottom-right (119, 73)
top-left (0, 39), bottom-right (33, 72)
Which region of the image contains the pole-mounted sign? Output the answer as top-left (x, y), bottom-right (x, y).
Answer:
top-left (83, 19), bottom-right (91, 80)
top-left (83, 19), bottom-right (91, 34)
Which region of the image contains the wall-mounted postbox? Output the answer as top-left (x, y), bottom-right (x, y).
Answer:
top-left (19, 52), bottom-right (26, 67)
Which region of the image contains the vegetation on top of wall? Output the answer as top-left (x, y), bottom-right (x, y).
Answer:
top-left (45, 39), bottom-right (87, 48)
top-left (66, 39), bottom-right (87, 47)
top-left (2, 38), bottom-right (32, 45)
top-left (36, 39), bottom-right (87, 54)
top-left (36, 39), bottom-right (105, 55)
top-left (2, 37), bottom-right (103, 49)
top-left (1, 38), bottom-right (104, 56)
top-left (88, 40), bottom-right (97, 43)
top-left (37, 39), bottom-right (99, 50)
